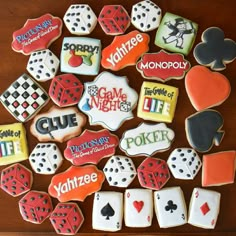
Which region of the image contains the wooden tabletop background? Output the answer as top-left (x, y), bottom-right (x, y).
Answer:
top-left (0, 0), bottom-right (236, 235)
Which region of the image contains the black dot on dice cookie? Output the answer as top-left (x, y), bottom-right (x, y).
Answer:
top-left (179, 169), bottom-right (184, 173)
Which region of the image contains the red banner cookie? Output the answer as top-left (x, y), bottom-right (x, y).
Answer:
top-left (136, 50), bottom-right (190, 82)
top-left (101, 30), bottom-right (149, 71)
top-left (12, 14), bottom-right (62, 55)
top-left (48, 165), bottom-right (105, 202)
top-left (64, 129), bottom-right (119, 166)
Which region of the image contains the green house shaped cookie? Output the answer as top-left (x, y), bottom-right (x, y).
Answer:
top-left (155, 12), bottom-right (198, 56)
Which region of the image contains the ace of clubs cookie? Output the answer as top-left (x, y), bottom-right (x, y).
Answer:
top-left (92, 191), bottom-right (123, 232)
top-left (124, 189), bottom-right (153, 227)
top-left (154, 187), bottom-right (187, 228)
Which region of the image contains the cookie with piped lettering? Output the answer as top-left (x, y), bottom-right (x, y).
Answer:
top-left (12, 14), bottom-right (62, 55)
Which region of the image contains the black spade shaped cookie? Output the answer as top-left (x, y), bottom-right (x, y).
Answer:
top-left (194, 27), bottom-right (236, 71)
top-left (185, 109), bottom-right (224, 152)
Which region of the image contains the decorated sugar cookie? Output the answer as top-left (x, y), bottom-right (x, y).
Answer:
top-left (60, 37), bottom-right (101, 75)
top-left (120, 123), bottom-right (175, 156)
top-left (136, 50), bottom-right (190, 82)
top-left (12, 14), bottom-right (62, 55)
top-left (78, 72), bottom-right (138, 131)
top-left (48, 165), bottom-right (105, 202)
top-left (137, 81), bottom-right (178, 123)
top-left (64, 129), bottom-right (119, 166)
top-left (101, 30), bottom-right (149, 71)
top-left (30, 106), bottom-right (86, 143)
top-left (155, 12), bottom-right (198, 55)
top-left (185, 66), bottom-right (231, 111)
top-left (0, 123), bottom-right (28, 166)
top-left (194, 27), bottom-right (236, 71)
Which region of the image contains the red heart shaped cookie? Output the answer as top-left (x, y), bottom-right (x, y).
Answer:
top-left (133, 201), bottom-right (144, 213)
top-left (185, 66), bottom-right (231, 111)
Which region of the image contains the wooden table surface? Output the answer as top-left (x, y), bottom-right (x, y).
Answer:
top-left (0, 0), bottom-right (236, 235)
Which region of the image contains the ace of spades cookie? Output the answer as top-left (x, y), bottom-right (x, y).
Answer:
top-left (124, 189), bottom-right (153, 227)
top-left (154, 187), bottom-right (187, 228)
top-left (92, 191), bottom-right (123, 232)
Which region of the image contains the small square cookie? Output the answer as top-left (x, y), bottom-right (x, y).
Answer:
top-left (188, 188), bottom-right (221, 229)
top-left (92, 191), bottom-right (123, 232)
top-left (124, 188), bottom-right (153, 228)
top-left (154, 186), bottom-right (187, 228)
top-left (155, 12), bottom-right (198, 55)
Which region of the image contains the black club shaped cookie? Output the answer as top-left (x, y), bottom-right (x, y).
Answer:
top-left (185, 109), bottom-right (224, 153)
top-left (0, 74), bottom-right (49, 122)
top-left (194, 27), bottom-right (236, 71)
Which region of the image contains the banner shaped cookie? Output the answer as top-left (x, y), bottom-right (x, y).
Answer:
top-left (137, 81), bottom-right (178, 123)
top-left (120, 123), bottom-right (175, 156)
top-left (64, 129), bottom-right (119, 165)
top-left (12, 14), bottom-right (62, 55)
top-left (137, 50), bottom-right (190, 82)
top-left (48, 165), bottom-right (105, 202)
top-left (30, 106), bottom-right (86, 143)
top-left (78, 72), bottom-right (138, 131)
top-left (0, 123), bottom-right (28, 166)
top-left (101, 30), bottom-right (149, 71)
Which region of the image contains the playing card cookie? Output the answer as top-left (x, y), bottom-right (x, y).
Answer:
top-left (50, 202), bottom-right (84, 235)
top-left (26, 49), bottom-right (60, 82)
top-left (154, 187), bottom-right (187, 228)
top-left (63, 4), bottom-right (97, 35)
top-left (137, 157), bottom-right (170, 190)
top-left (30, 106), bottom-right (86, 143)
top-left (194, 27), bottom-right (236, 71)
top-left (202, 151), bottom-right (236, 186)
top-left (137, 81), bottom-right (179, 123)
top-left (185, 110), bottom-right (224, 153)
top-left (167, 148), bottom-right (202, 180)
top-left (48, 165), bottom-right (105, 202)
top-left (0, 123), bottom-right (28, 166)
top-left (60, 37), bottom-right (101, 75)
top-left (49, 74), bottom-right (83, 107)
top-left (98, 5), bottom-right (130, 35)
top-left (103, 156), bottom-right (136, 188)
top-left (188, 188), bottom-right (221, 229)
top-left (64, 129), bottom-right (118, 166)
top-left (120, 123), bottom-right (175, 157)
top-left (0, 74), bottom-right (49, 122)
top-left (131, 0), bottom-right (162, 32)
top-left (137, 50), bottom-right (190, 82)
top-left (124, 188), bottom-right (153, 228)
top-left (92, 191), bottom-right (123, 232)
top-left (0, 163), bottom-right (32, 197)
top-left (29, 143), bottom-right (63, 175)
top-left (101, 30), bottom-right (149, 71)
top-left (185, 66), bottom-right (231, 111)
top-left (12, 14), bottom-right (62, 55)
top-left (78, 72), bottom-right (138, 131)
top-left (155, 12), bottom-right (198, 55)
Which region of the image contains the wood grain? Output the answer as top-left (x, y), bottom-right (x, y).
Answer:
top-left (0, 0), bottom-right (235, 235)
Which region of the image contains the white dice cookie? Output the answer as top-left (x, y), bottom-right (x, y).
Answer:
top-left (188, 188), bottom-right (221, 229)
top-left (167, 148), bottom-right (202, 180)
top-left (131, 0), bottom-right (162, 32)
top-left (124, 188), bottom-right (153, 227)
top-left (63, 4), bottom-right (97, 35)
top-left (92, 191), bottom-right (123, 232)
top-left (26, 49), bottom-right (59, 82)
top-left (154, 187), bottom-right (187, 228)
top-left (29, 143), bottom-right (63, 174)
top-left (103, 156), bottom-right (136, 188)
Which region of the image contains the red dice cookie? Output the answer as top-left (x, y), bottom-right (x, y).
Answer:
top-left (19, 190), bottom-right (53, 224)
top-left (49, 74), bottom-right (83, 107)
top-left (0, 163), bottom-right (32, 197)
top-left (50, 202), bottom-right (84, 235)
top-left (98, 5), bottom-right (130, 35)
top-left (137, 157), bottom-right (170, 190)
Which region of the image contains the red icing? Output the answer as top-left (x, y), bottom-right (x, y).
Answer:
top-left (133, 201), bottom-right (144, 213)
top-left (68, 50), bottom-right (83, 67)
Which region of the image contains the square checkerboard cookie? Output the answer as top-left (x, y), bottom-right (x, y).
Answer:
top-left (0, 74), bottom-right (49, 122)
